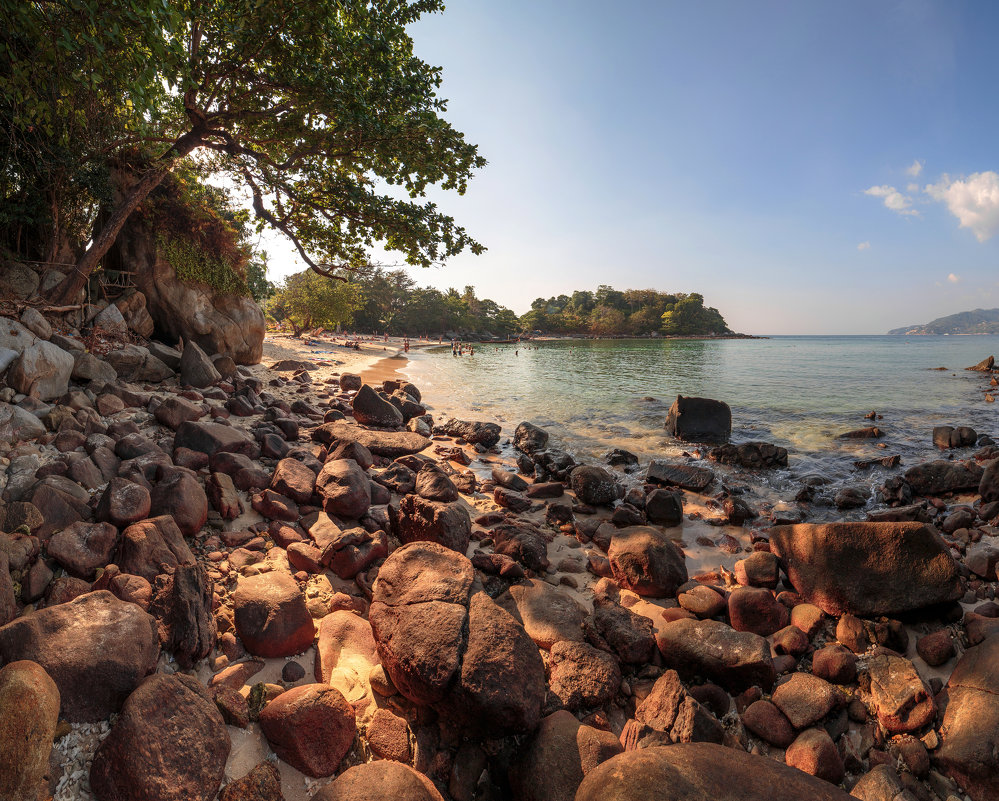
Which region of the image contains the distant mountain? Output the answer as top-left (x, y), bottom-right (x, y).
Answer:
top-left (888, 308), bottom-right (999, 335)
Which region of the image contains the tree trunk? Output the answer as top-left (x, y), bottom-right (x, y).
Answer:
top-left (48, 130), bottom-right (204, 304)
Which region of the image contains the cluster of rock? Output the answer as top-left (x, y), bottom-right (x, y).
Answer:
top-left (0, 329), bottom-right (998, 801)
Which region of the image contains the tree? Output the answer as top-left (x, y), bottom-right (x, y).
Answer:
top-left (3, 0), bottom-right (486, 303)
top-left (267, 269), bottom-right (363, 335)
top-left (661, 293), bottom-right (730, 335)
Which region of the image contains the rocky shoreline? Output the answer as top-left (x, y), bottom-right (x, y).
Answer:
top-left (0, 302), bottom-right (998, 801)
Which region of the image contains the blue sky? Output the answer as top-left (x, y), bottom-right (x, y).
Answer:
top-left (263, 0), bottom-right (999, 334)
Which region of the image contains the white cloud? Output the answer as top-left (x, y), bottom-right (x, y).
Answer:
top-left (948, 273), bottom-right (960, 283)
top-left (864, 185), bottom-right (919, 216)
top-left (906, 183), bottom-right (919, 193)
top-left (906, 159), bottom-right (924, 177)
top-left (857, 241), bottom-right (870, 251)
top-left (925, 172), bottom-right (999, 242)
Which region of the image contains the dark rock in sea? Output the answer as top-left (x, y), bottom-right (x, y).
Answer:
top-left (708, 441), bottom-right (788, 469)
top-left (575, 742), bottom-right (854, 801)
top-left (434, 418), bottom-right (502, 447)
top-left (866, 503), bottom-right (932, 523)
top-left (514, 421), bottom-right (549, 454)
top-left (769, 521), bottom-right (961, 616)
top-left (90, 674), bottom-right (230, 801)
top-left (647, 461), bottom-right (714, 492)
top-left (645, 488), bottom-right (684, 526)
top-left (833, 486), bottom-right (867, 509)
top-left (854, 454), bottom-right (900, 470)
top-left (605, 447), bottom-right (639, 467)
top-left (904, 459), bottom-right (983, 495)
top-left (966, 355), bottom-right (995, 371)
top-left (664, 395), bottom-right (731, 443)
top-left (570, 465), bottom-right (618, 505)
top-left (533, 448), bottom-right (577, 482)
top-left (934, 425), bottom-right (978, 449)
top-left (837, 426), bottom-right (883, 439)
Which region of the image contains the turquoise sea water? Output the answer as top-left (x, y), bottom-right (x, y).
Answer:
top-left (406, 336), bottom-right (999, 506)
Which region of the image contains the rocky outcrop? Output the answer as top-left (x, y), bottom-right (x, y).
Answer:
top-left (312, 420), bottom-right (431, 457)
top-left (769, 521), bottom-right (962, 616)
top-left (664, 395), bottom-right (731, 443)
top-left (709, 441), bottom-right (788, 469)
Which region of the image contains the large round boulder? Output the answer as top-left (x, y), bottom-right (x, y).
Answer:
top-left (570, 465), bottom-right (618, 506)
top-left (352, 384), bottom-right (404, 428)
top-left (389, 494), bottom-right (471, 554)
top-left (233, 572), bottom-right (315, 657)
top-left (258, 684), bottom-right (356, 777)
top-left (313, 761), bottom-right (443, 801)
top-left (664, 396), bottom-right (732, 443)
top-left (317, 458), bottom-right (372, 520)
top-left (608, 526), bottom-right (688, 598)
top-left (0, 660), bottom-right (60, 801)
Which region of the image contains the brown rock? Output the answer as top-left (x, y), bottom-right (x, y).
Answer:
top-left (117, 515), bottom-right (196, 582)
top-left (548, 639), bottom-right (622, 711)
top-left (916, 629), bottom-right (955, 666)
top-left (866, 650), bottom-right (936, 734)
top-left (45, 520), bottom-right (118, 579)
top-left (0, 660), bottom-right (60, 801)
top-left (270, 458), bottom-right (317, 505)
top-left (390, 494), bottom-right (472, 554)
top-left (90, 673), bottom-right (230, 801)
top-left (728, 586), bottom-right (789, 637)
top-left (656, 617), bottom-right (776, 692)
top-left (742, 699), bottom-right (795, 747)
top-left (771, 673), bottom-right (838, 729)
top-left (95, 477), bottom-right (151, 527)
top-left (148, 563), bottom-right (216, 669)
top-left (811, 643), bottom-right (857, 684)
top-left (785, 727), bottom-right (844, 784)
top-left (316, 458), bottom-right (371, 519)
top-left (607, 526), bottom-right (688, 598)
top-left (499, 578), bottom-right (586, 650)
top-left (149, 471), bottom-right (208, 536)
top-left (218, 761), bottom-right (282, 801)
top-left (312, 761), bottom-right (443, 801)
top-left (233, 572), bottom-right (315, 658)
top-left (366, 707), bottom-right (411, 762)
top-left (258, 684), bottom-right (356, 777)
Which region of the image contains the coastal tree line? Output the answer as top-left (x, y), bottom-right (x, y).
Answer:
top-left (265, 270), bottom-right (730, 337)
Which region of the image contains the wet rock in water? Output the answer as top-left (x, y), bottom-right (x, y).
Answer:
top-left (605, 447), bottom-right (639, 467)
top-left (933, 425), bottom-right (978, 449)
top-left (547, 639), bottom-right (622, 710)
top-left (665, 395), bottom-right (732, 443)
top-left (647, 461), bottom-right (715, 492)
top-left (934, 634), bottom-right (999, 801)
top-left (233, 571), bottom-right (315, 658)
top-left (709, 441), bottom-right (788, 469)
top-left (435, 418), bottom-right (502, 447)
top-left (854, 453), bottom-right (901, 470)
top-left (369, 542), bottom-right (544, 736)
top-left (509, 710), bottom-right (623, 801)
top-left (492, 466), bottom-right (529, 491)
top-left (769, 521), bottom-right (962, 616)
top-left (644, 487), bottom-right (684, 526)
top-left (656, 617), bottom-right (775, 692)
top-left (865, 649), bottom-right (936, 734)
top-left (866, 503), bottom-right (930, 523)
top-left (312, 420), bottom-right (431, 457)
top-left (90, 673), bottom-right (230, 801)
top-left (390, 494), bottom-right (471, 554)
top-left (352, 384), bottom-right (404, 428)
top-left (575, 742), bottom-right (854, 801)
top-left (316, 458), bottom-right (371, 520)
top-left (570, 465), bottom-right (619, 506)
top-left (837, 426), bottom-right (883, 439)
top-left (833, 486), bottom-right (867, 509)
top-left (312, 761), bottom-right (444, 801)
top-left (966, 355), bottom-right (995, 371)
top-left (499, 578), bottom-right (587, 650)
top-left (0, 660), bottom-right (60, 801)
top-left (258, 684), bottom-right (356, 777)
top-left (149, 563), bottom-right (215, 669)
top-left (0, 590), bottom-right (159, 722)
top-left (903, 459), bottom-right (983, 495)
top-left (635, 669), bottom-right (724, 744)
top-left (607, 526), bottom-right (688, 598)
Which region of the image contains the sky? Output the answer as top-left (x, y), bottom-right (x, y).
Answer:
top-left (260, 0), bottom-right (999, 335)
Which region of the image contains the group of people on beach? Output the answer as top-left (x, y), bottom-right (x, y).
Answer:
top-left (451, 340), bottom-right (474, 356)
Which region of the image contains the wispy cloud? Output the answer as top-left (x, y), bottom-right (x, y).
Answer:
top-left (925, 172), bottom-right (999, 242)
top-left (857, 241), bottom-right (870, 251)
top-left (948, 273), bottom-right (960, 283)
top-left (864, 185), bottom-right (919, 216)
top-left (906, 159), bottom-right (924, 177)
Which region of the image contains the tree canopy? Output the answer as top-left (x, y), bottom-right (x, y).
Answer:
top-left (1, 0), bottom-right (485, 301)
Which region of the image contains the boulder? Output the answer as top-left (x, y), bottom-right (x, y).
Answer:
top-left (979, 459), bottom-right (999, 504)
top-left (608, 526), bottom-right (688, 598)
top-left (570, 465), bottom-right (618, 505)
top-left (313, 420), bottom-right (431, 457)
top-left (351, 384), bottom-right (404, 428)
top-left (0, 660), bottom-right (60, 801)
top-left (785, 728), bottom-right (844, 784)
top-left (635, 669), bottom-right (724, 744)
top-left (415, 462), bottom-right (460, 502)
top-left (935, 634), bottom-right (999, 801)
top-left (316, 458), bottom-right (371, 519)
top-left (904, 460), bottom-right (983, 496)
top-left (499, 579), bottom-right (587, 649)
top-left (665, 396), bottom-right (732, 443)
top-left (771, 673), bottom-right (838, 729)
top-left (644, 488), bottom-right (684, 526)
top-left (0, 265), bottom-right (40, 299)
top-left (491, 522), bottom-right (550, 572)
top-left (0, 590), bottom-right (159, 721)
top-left (866, 650), bottom-right (936, 734)
top-left (179, 339), bottom-right (222, 387)
top-left (647, 461), bottom-right (715, 492)
top-left (258, 684), bottom-right (356, 777)
top-left (727, 586), bottom-right (789, 637)
top-left (514, 421), bottom-right (549, 454)
top-left (233, 571), bottom-right (315, 657)
top-left (575, 743), bottom-right (854, 801)
top-left (89, 674), bottom-right (230, 801)
top-left (656, 617), bottom-right (775, 692)
top-left (270, 457), bottom-right (317, 504)
top-left (148, 563), bottom-right (215, 669)
top-left (509, 710), bottom-right (623, 801)
top-left (390, 494), bottom-right (471, 554)
top-left (709, 441), bottom-right (788, 469)
top-left (966, 355), bottom-right (995, 371)
top-left (769, 521), bottom-right (962, 616)
top-left (114, 290), bottom-right (155, 337)
top-left (19, 307), bottom-right (51, 339)
top-left (149, 471), bottom-right (209, 536)
top-left (46, 520), bottom-right (118, 579)
top-left (0, 403), bottom-right (46, 444)
top-left (312, 761), bottom-right (444, 801)
top-left (174, 420), bottom-right (257, 457)
top-left (435, 418), bottom-right (502, 447)
top-left (96, 478), bottom-right (151, 527)
top-left (9, 341), bottom-right (73, 400)
top-left (218, 762), bottom-right (282, 801)
top-left (154, 396), bottom-right (205, 429)
top-left (548, 639), bottom-right (622, 711)
top-left (593, 599), bottom-right (657, 664)
top-left (117, 515), bottom-right (196, 581)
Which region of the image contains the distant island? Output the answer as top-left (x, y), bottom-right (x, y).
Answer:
top-left (888, 308), bottom-right (999, 335)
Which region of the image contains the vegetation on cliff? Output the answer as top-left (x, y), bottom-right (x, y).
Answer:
top-left (888, 308), bottom-right (999, 336)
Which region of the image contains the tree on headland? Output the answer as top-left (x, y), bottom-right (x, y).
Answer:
top-left (660, 293), bottom-right (729, 335)
top-left (1, 0), bottom-right (485, 303)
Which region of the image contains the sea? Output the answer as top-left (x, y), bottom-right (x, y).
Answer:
top-left (405, 336), bottom-right (999, 516)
